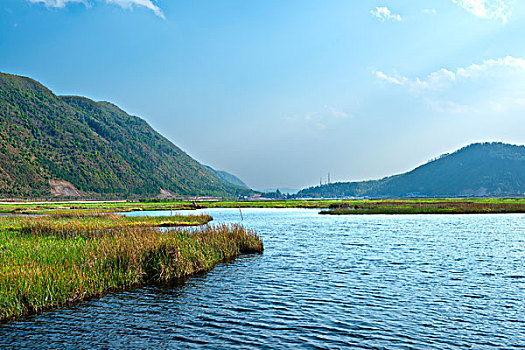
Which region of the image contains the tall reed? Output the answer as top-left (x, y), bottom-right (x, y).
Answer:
top-left (0, 222), bottom-right (262, 322)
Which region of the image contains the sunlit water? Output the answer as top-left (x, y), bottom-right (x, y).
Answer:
top-left (1, 209), bottom-right (524, 349)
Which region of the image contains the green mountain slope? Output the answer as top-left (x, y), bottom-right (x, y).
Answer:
top-left (296, 142), bottom-right (525, 198)
top-left (0, 72), bottom-right (250, 198)
top-left (204, 165), bottom-right (249, 188)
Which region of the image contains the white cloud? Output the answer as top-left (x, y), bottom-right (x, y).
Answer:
top-left (326, 106), bottom-right (351, 119)
top-left (29, 0), bottom-right (87, 8)
top-left (375, 56), bottom-right (525, 91)
top-left (374, 56), bottom-right (525, 113)
top-left (373, 71), bottom-right (408, 86)
top-left (28, 0), bottom-right (165, 18)
top-left (452, 0), bottom-right (509, 22)
top-left (106, 0), bottom-right (164, 19)
top-left (422, 8), bottom-right (437, 15)
top-left (370, 7), bottom-right (402, 22)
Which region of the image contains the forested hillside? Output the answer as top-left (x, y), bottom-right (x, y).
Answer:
top-left (204, 165), bottom-right (249, 188)
top-left (296, 142), bottom-right (525, 198)
top-left (0, 73), bottom-right (250, 198)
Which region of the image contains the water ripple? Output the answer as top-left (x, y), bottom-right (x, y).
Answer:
top-left (1, 210), bottom-right (524, 349)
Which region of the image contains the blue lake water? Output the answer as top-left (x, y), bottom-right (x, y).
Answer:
top-left (1, 209), bottom-right (524, 349)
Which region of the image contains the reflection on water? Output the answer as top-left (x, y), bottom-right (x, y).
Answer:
top-left (1, 209), bottom-right (524, 349)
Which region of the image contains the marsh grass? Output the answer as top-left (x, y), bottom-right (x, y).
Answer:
top-left (0, 213), bottom-right (213, 235)
top-left (3, 198), bottom-right (525, 215)
top-left (0, 217), bottom-right (262, 322)
top-left (321, 201), bottom-right (525, 214)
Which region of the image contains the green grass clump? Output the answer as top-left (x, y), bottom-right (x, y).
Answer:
top-left (0, 221), bottom-right (262, 322)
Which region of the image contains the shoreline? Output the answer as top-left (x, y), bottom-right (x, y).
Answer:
top-left (2, 198), bottom-right (525, 215)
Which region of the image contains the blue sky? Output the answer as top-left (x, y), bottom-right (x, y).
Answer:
top-left (2, 0), bottom-right (525, 190)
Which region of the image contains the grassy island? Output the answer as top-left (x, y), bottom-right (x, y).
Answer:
top-left (320, 200), bottom-right (525, 215)
top-left (0, 214), bottom-right (263, 322)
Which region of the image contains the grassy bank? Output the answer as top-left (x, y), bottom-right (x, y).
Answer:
top-left (0, 202), bottom-right (199, 215)
top-left (0, 218), bottom-right (262, 322)
top-left (0, 200), bottom-right (332, 214)
top-left (320, 200), bottom-right (525, 215)
top-left (1, 198), bottom-right (525, 214)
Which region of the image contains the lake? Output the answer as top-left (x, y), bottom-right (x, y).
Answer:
top-left (1, 209), bottom-right (524, 349)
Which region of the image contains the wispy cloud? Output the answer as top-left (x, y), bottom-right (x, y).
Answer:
top-left (106, 0), bottom-right (164, 19)
top-left (286, 106), bottom-right (351, 131)
top-left (451, 0), bottom-right (509, 22)
top-left (375, 56), bottom-right (525, 91)
top-left (28, 0), bottom-right (165, 18)
top-left (374, 56), bottom-right (525, 113)
top-left (327, 107), bottom-right (350, 119)
top-left (422, 8), bottom-right (437, 15)
top-left (29, 0), bottom-right (87, 8)
top-left (374, 67), bottom-right (458, 93)
top-left (370, 7), bottom-right (402, 22)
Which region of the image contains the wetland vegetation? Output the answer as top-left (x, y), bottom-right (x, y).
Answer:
top-left (1, 198), bottom-right (525, 215)
top-left (0, 214), bottom-right (263, 322)
top-left (320, 199), bottom-right (525, 214)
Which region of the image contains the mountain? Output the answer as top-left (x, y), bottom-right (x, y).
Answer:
top-left (203, 165), bottom-right (249, 188)
top-left (0, 72), bottom-right (251, 198)
top-left (296, 142), bottom-right (525, 198)
top-left (261, 187), bottom-right (300, 195)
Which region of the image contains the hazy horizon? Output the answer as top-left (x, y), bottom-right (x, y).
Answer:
top-left (2, 0), bottom-right (525, 189)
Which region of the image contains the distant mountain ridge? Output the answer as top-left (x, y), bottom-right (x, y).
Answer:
top-left (296, 142), bottom-right (525, 198)
top-left (204, 165), bottom-right (249, 188)
top-left (262, 187), bottom-right (300, 195)
top-left (0, 72), bottom-right (251, 198)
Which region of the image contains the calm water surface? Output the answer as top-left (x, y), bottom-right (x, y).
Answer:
top-left (1, 209), bottom-right (524, 349)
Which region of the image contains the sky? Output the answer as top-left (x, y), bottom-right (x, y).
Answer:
top-left (1, 0), bottom-right (525, 190)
